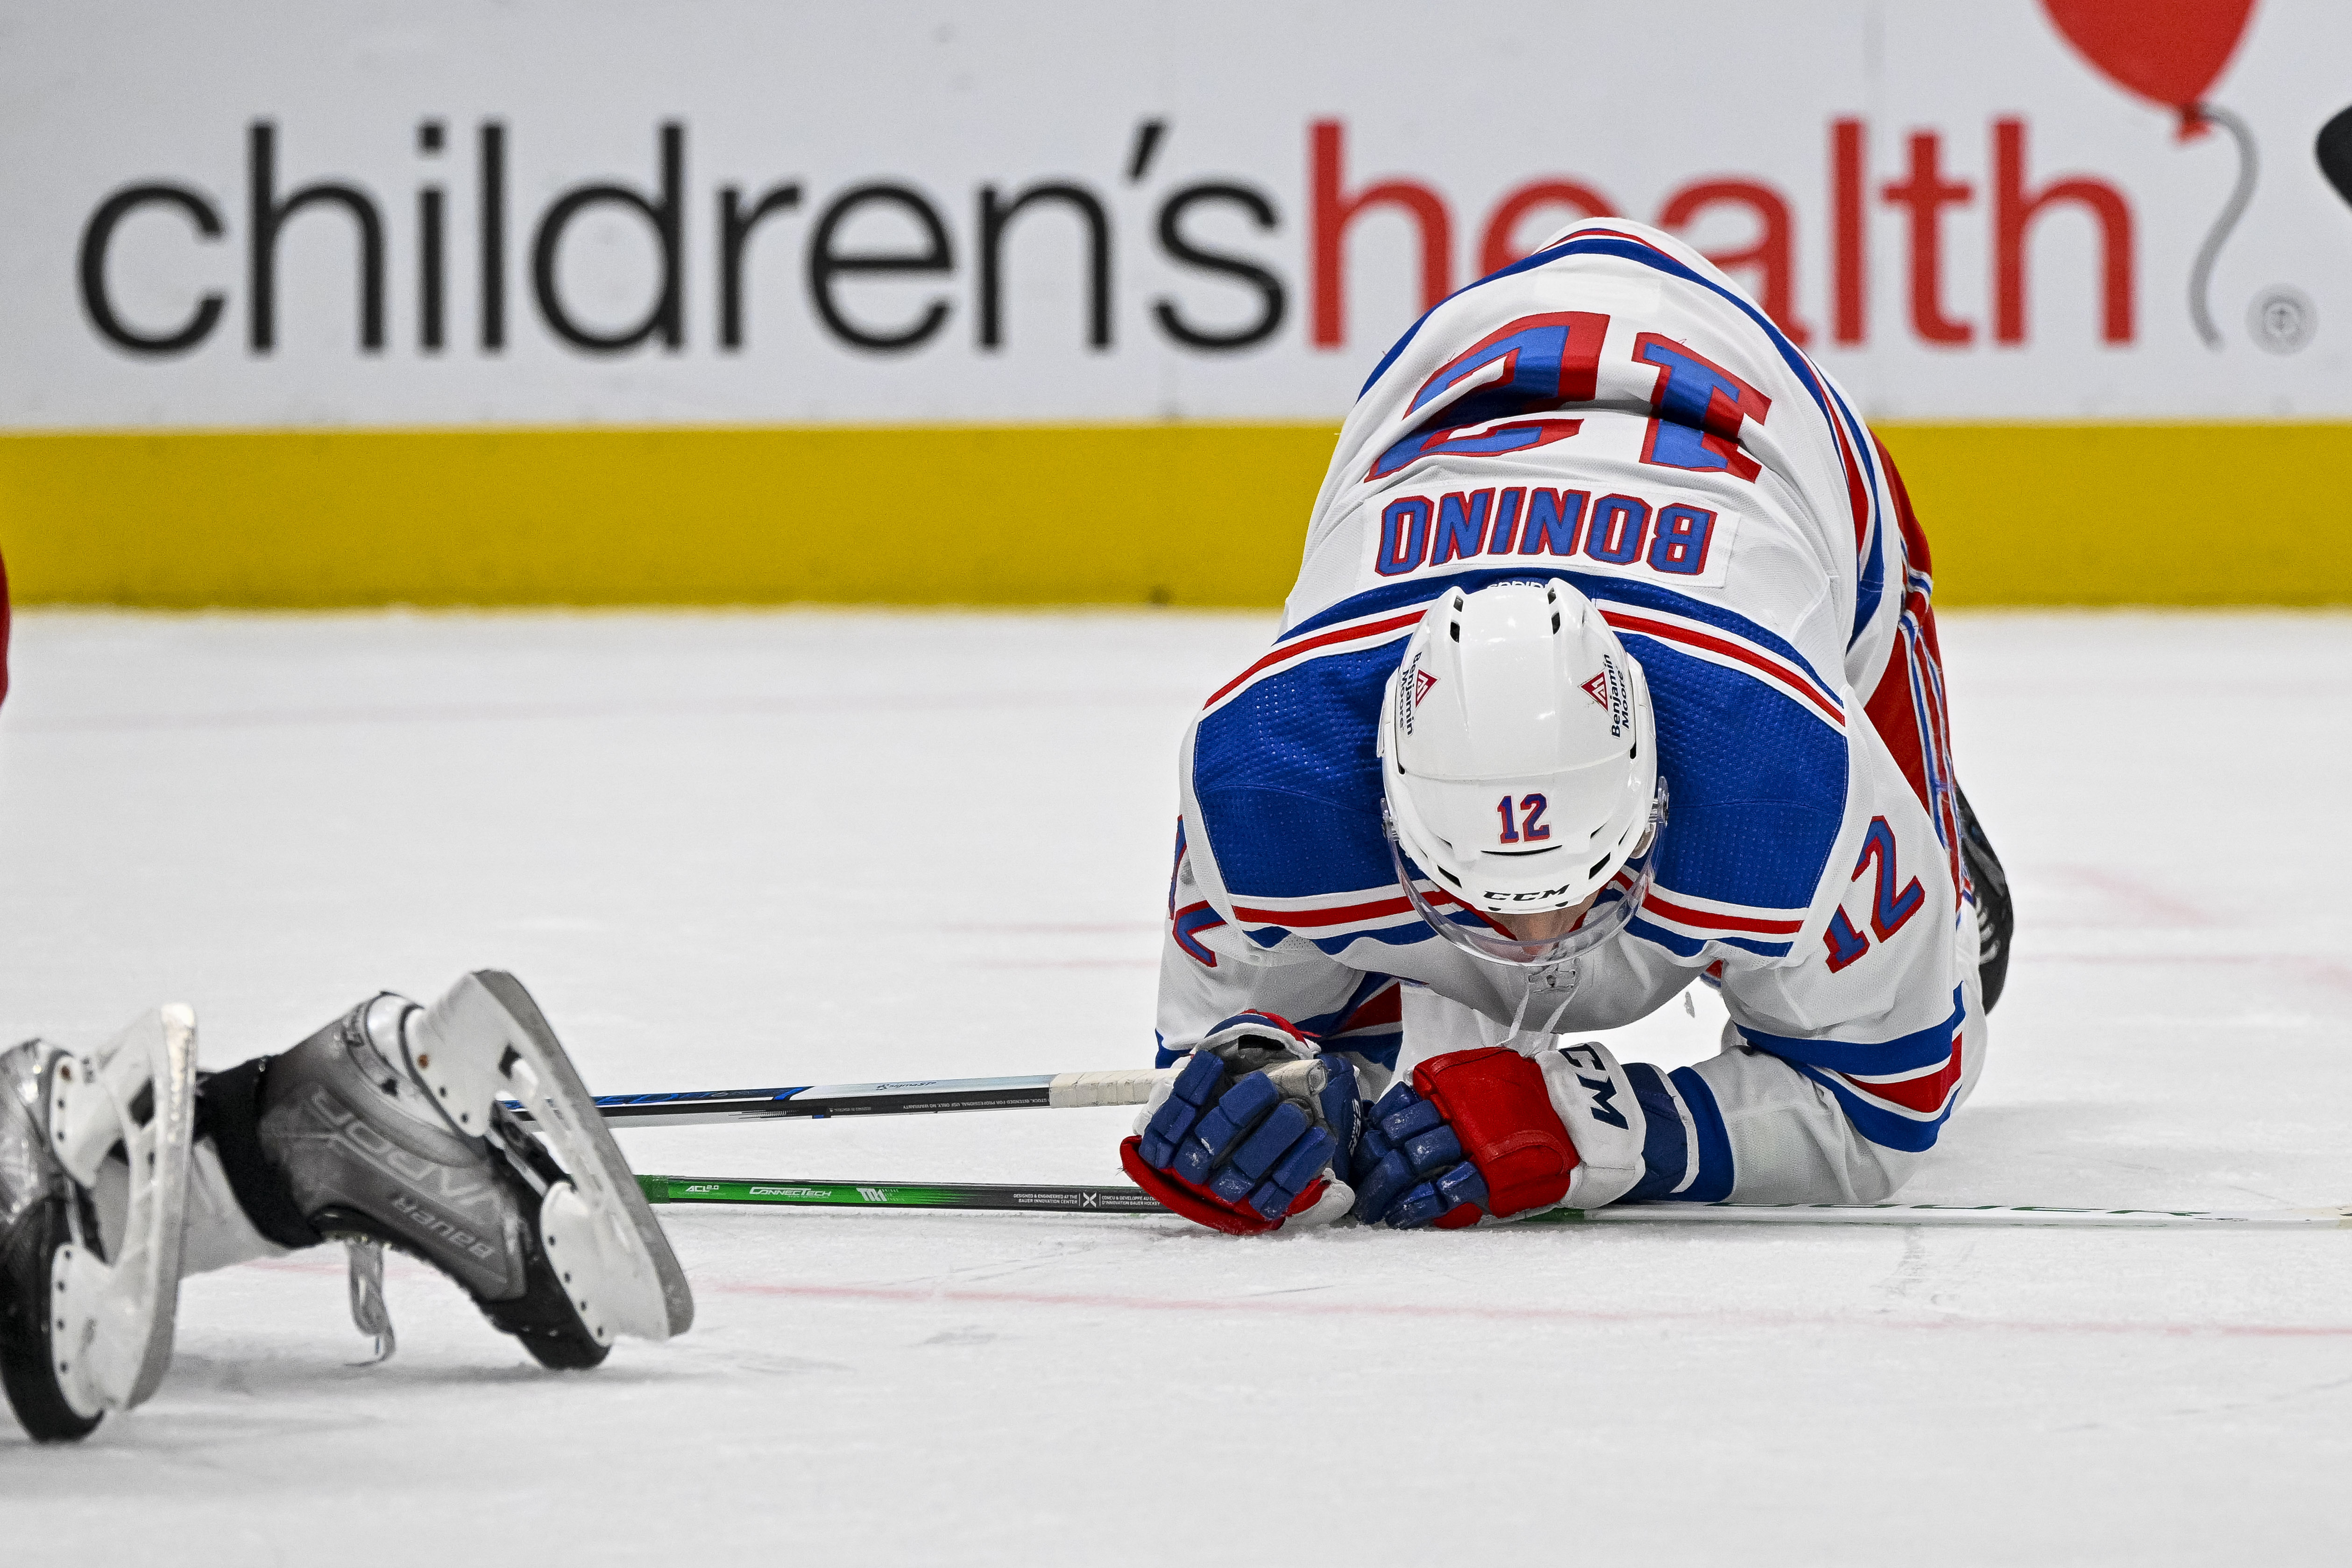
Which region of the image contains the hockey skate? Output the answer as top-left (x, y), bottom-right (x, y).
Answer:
top-left (0, 1007), bottom-right (198, 1442)
top-left (208, 971), bottom-right (691, 1369)
top-left (1956, 786), bottom-right (2013, 1012)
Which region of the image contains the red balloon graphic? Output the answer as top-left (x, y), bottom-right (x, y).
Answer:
top-left (2045, 0), bottom-right (2262, 348)
top-left (2043, 0), bottom-right (2257, 138)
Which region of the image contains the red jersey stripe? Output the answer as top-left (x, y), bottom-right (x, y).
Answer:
top-left (1641, 890), bottom-right (1805, 936)
top-left (1836, 1041), bottom-right (1962, 1115)
top-left (1601, 609), bottom-right (1844, 724)
top-left (1230, 895), bottom-right (1416, 929)
top-left (1203, 610), bottom-right (1425, 710)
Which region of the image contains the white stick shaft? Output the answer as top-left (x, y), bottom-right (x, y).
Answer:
top-left (563, 1067), bottom-right (1179, 1128)
top-left (1046, 1068), bottom-right (1173, 1108)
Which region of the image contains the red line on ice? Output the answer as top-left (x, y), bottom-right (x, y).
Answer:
top-left (704, 1279), bottom-right (2352, 1342)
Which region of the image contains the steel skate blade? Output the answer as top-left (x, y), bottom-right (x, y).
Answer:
top-left (45, 1005), bottom-right (197, 1416)
top-left (343, 1239), bottom-right (396, 1367)
top-left (404, 972), bottom-right (693, 1341)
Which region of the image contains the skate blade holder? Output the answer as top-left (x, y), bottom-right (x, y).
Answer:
top-left (46, 1006), bottom-right (198, 1419)
top-left (402, 971), bottom-right (693, 1343)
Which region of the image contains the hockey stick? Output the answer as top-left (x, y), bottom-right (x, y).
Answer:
top-left (635, 1176), bottom-right (2352, 1229)
top-left (640, 1175), bottom-right (1165, 1213)
top-left (508, 1068), bottom-right (1174, 1130)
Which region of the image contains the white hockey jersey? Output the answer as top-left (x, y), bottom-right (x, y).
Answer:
top-left (1158, 220), bottom-right (1984, 1206)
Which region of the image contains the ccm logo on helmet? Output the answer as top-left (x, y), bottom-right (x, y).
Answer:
top-left (1484, 882), bottom-right (1585, 904)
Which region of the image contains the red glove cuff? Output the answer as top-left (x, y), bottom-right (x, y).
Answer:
top-left (1119, 1136), bottom-right (1330, 1236)
top-left (1412, 1047), bottom-right (1580, 1218)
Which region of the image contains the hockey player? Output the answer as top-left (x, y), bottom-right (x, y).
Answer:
top-left (0, 972), bottom-right (694, 1442)
top-left (1125, 219), bottom-right (2013, 1235)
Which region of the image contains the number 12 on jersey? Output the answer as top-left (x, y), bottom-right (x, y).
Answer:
top-left (1822, 817), bottom-right (1925, 972)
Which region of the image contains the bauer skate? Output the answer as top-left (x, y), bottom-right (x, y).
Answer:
top-left (205, 971), bottom-right (691, 1369)
top-left (0, 1008), bottom-right (198, 1442)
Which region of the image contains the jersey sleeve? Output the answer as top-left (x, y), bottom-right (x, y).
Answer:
top-left (1616, 721), bottom-right (1983, 1205)
top-left (1155, 820), bottom-right (1407, 1082)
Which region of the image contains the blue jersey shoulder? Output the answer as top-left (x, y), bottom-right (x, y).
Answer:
top-left (1194, 641), bottom-right (1396, 900)
top-left (1196, 572), bottom-right (1850, 920)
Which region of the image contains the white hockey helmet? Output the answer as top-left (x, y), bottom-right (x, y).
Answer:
top-left (1377, 579), bottom-right (1665, 965)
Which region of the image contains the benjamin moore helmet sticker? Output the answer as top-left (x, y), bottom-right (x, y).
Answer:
top-left (1599, 653), bottom-right (1630, 738)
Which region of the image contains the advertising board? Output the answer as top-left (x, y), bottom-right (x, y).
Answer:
top-left (3, 1), bottom-right (2346, 604)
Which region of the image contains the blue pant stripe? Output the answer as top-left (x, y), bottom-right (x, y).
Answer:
top-left (1664, 1065), bottom-right (1736, 1203)
top-left (1621, 1061), bottom-right (1690, 1202)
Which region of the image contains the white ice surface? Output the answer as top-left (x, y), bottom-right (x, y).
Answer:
top-left (1, 608), bottom-right (2348, 1564)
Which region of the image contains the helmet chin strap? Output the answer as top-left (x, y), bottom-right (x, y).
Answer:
top-left (1503, 962), bottom-right (1581, 1039)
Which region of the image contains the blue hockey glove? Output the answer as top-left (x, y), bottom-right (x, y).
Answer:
top-left (1120, 1015), bottom-right (1362, 1235)
top-left (1349, 1078), bottom-right (1495, 1229)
